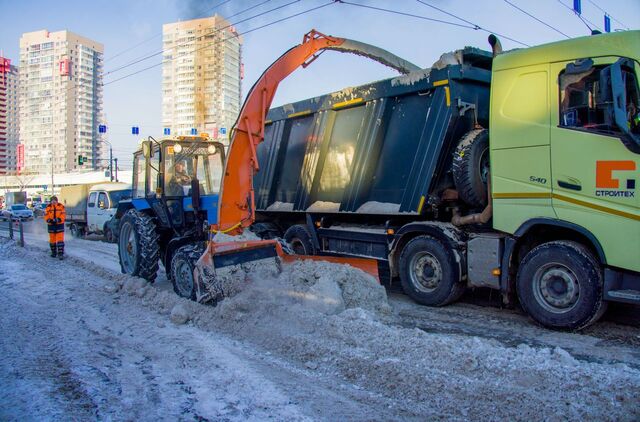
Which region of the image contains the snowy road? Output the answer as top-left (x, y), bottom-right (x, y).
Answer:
top-left (1, 222), bottom-right (639, 420)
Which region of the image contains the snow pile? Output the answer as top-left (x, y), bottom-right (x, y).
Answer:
top-left (4, 239), bottom-right (639, 420)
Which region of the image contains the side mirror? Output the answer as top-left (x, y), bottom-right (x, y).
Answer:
top-left (607, 58), bottom-right (640, 151)
top-left (142, 141), bottom-right (152, 158)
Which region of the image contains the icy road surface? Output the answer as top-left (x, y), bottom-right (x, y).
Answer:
top-left (0, 224), bottom-right (638, 420)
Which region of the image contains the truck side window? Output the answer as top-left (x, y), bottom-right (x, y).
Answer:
top-left (97, 192), bottom-right (108, 209)
top-left (559, 67), bottom-right (607, 130)
top-left (559, 64), bottom-right (640, 135)
top-left (88, 192), bottom-right (97, 208)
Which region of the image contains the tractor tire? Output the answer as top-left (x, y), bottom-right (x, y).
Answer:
top-left (118, 209), bottom-right (160, 283)
top-left (516, 241), bottom-right (607, 330)
top-left (283, 224), bottom-right (316, 255)
top-left (399, 235), bottom-right (465, 306)
top-left (171, 243), bottom-right (206, 300)
top-left (452, 128), bottom-right (490, 208)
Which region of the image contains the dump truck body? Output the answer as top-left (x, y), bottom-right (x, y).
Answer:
top-left (254, 47), bottom-right (492, 217)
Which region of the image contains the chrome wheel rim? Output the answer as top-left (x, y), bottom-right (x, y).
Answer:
top-left (532, 263), bottom-right (580, 314)
top-left (409, 251), bottom-right (442, 293)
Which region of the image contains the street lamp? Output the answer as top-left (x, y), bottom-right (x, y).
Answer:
top-left (97, 139), bottom-right (114, 182)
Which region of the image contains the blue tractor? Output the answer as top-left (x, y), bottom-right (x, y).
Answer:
top-left (116, 134), bottom-right (225, 295)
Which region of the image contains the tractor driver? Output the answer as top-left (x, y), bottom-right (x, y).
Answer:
top-left (167, 160), bottom-right (192, 196)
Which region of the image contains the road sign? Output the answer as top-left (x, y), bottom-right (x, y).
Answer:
top-left (99, 124), bottom-right (107, 133)
top-left (164, 128), bottom-right (170, 135)
top-left (132, 126), bottom-right (139, 135)
top-left (220, 127), bottom-right (227, 135)
top-left (604, 14), bottom-right (611, 32)
top-left (191, 128), bottom-right (197, 135)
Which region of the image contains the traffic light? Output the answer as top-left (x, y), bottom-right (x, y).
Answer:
top-left (78, 155), bottom-right (84, 165)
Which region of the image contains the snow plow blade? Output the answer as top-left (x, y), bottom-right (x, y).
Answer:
top-left (193, 239), bottom-right (379, 304)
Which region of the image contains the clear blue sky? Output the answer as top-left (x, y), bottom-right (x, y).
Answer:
top-left (1, 0), bottom-right (638, 169)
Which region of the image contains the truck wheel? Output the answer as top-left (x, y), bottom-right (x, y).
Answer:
top-left (452, 129), bottom-right (489, 208)
top-left (284, 225), bottom-right (316, 255)
top-left (70, 223), bottom-right (83, 238)
top-left (516, 241), bottom-right (607, 330)
top-left (171, 243), bottom-right (205, 300)
top-left (118, 209), bottom-right (160, 283)
top-left (104, 225), bottom-right (116, 243)
top-left (399, 235), bottom-right (464, 306)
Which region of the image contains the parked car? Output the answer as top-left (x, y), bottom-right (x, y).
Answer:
top-left (33, 202), bottom-right (47, 218)
top-left (2, 204), bottom-right (34, 221)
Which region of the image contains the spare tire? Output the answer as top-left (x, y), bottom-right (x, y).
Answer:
top-left (452, 129), bottom-right (490, 208)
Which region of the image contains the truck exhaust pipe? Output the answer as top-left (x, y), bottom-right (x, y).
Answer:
top-left (488, 34), bottom-right (502, 57)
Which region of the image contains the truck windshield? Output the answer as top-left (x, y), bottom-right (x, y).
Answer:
top-left (109, 189), bottom-right (132, 207)
top-left (164, 143), bottom-right (223, 196)
top-left (12, 205), bottom-right (26, 210)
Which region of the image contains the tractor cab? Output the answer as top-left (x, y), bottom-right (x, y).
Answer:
top-left (130, 134), bottom-right (225, 228)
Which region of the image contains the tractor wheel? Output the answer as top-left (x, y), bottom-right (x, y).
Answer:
top-left (118, 209), bottom-right (160, 283)
top-left (399, 235), bottom-right (465, 306)
top-left (283, 224), bottom-right (316, 255)
top-left (171, 243), bottom-right (206, 300)
top-left (516, 241), bottom-right (607, 330)
top-left (452, 129), bottom-right (490, 208)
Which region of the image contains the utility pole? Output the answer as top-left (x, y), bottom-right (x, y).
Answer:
top-left (114, 158), bottom-right (118, 182)
top-left (50, 149), bottom-right (54, 196)
top-left (109, 144), bottom-right (113, 182)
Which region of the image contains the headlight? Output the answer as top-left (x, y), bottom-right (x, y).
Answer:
top-left (207, 145), bottom-right (217, 154)
top-left (173, 143), bottom-right (183, 153)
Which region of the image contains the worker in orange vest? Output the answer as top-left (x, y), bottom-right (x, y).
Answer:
top-left (45, 195), bottom-right (66, 259)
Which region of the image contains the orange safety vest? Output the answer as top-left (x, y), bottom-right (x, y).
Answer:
top-left (45, 203), bottom-right (66, 233)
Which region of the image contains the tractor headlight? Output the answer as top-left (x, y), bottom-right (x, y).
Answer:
top-left (173, 143), bottom-right (183, 153)
top-left (207, 145), bottom-right (217, 154)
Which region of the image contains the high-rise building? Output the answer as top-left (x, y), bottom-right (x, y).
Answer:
top-left (19, 30), bottom-right (104, 174)
top-left (0, 56), bottom-right (20, 175)
top-left (162, 15), bottom-right (242, 141)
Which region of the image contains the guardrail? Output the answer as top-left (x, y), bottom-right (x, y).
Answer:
top-left (0, 218), bottom-right (24, 246)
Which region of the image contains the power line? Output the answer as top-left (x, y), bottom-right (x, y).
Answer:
top-left (415, 0), bottom-right (529, 46)
top-left (104, 1), bottom-right (336, 87)
top-left (104, 0), bottom-right (296, 78)
top-left (104, 0), bottom-right (235, 62)
top-left (587, 0), bottom-right (630, 30)
top-left (338, 2), bottom-right (478, 30)
top-left (503, 0), bottom-right (570, 39)
top-left (555, 0), bottom-right (602, 33)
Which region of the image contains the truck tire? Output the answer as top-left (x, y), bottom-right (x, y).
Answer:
top-left (118, 209), bottom-right (160, 283)
top-left (70, 223), bottom-right (84, 238)
top-left (516, 241), bottom-right (607, 330)
top-left (399, 235), bottom-right (464, 306)
top-left (104, 224), bottom-right (116, 243)
top-left (171, 243), bottom-right (205, 300)
top-left (283, 224), bottom-right (316, 255)
top-left (452, 129), bottom-right (490, 208)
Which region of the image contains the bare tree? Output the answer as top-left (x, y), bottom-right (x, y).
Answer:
top-left (14, 170), bottom-right (37, 192)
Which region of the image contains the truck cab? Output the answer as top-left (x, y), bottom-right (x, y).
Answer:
top-left (86, 183), bottom-right (132, 235)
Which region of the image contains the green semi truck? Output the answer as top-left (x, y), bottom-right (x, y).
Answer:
top-left (252, 30), bottom-right (640, 329)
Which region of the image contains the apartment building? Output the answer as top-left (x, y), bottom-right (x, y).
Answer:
top-left (0, 56), bottom-right (19, 175)
top-left (162, 15), bottom-right (242, 141)
top-left (19, 30), bottom-right (104, 174)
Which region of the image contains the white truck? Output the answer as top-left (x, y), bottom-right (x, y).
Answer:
top-left (59, 183), bottom-right (132, 241)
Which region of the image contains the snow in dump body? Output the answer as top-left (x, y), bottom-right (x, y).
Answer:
top-left (305, 201), bottom-right (340, 212)
top-left (265, 201), bottom-right (295, 212)
top-left (355, 201), bottom-right (401, 214)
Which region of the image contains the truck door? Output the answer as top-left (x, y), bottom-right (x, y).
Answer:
top-left (550, 58), bottom-right (640, 272)
top-left (94, 192), bottom-right (110, 233)
top-left (87, 192), bottom-right (98, 231)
